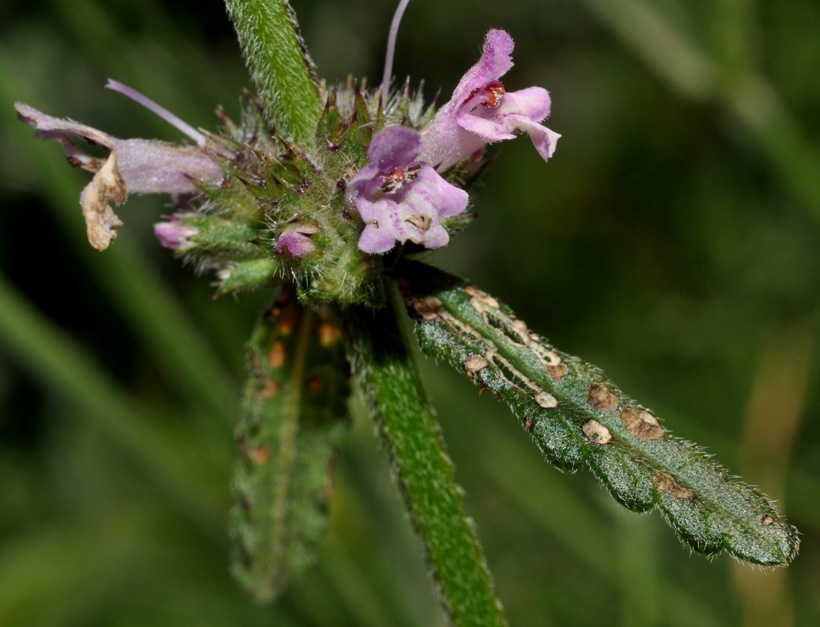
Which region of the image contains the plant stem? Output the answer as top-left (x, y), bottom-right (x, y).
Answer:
top-left (345, 287), bottom-right (507, 627)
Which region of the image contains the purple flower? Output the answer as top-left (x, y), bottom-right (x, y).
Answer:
top-left (420, 29), bottom-right (560, 171)
top-left (15, 87), bottom-right (224, 251)
top-left (349, 127), bottom-right (468, 254)
top-left (276, 223), bottom-right (319, 258)
top-left (154, 219), bottom-right (199, 251)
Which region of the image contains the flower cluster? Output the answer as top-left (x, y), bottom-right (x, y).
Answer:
top-left (347, 29), bottom-right (559, 253)
top-left (16, 28), bottom-right (557, 305)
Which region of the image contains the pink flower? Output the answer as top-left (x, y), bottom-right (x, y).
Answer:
top-left (420, 29), bottom-right (560, 171)
top-left (154, 219), bottom-right (199, 251)
top-left (276, 223), bottom-right (319, 257)
top-left (348, 127), bottom-right (468, 254)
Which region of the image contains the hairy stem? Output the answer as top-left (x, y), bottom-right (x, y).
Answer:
top-left (345, 287), bottom-right (507, 627)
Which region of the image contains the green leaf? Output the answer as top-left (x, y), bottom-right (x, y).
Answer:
top-left (397, 260), bottom-right (799, 567)
top-left (230, 287), bottom-right (350, 602)
top-left (225, 0), bottom-right (322, 143)
top-left (345, 289), bottom-right (508, 627)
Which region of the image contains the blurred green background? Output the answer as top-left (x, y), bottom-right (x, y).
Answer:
top-left (1, 0), bottom-right (818, 625)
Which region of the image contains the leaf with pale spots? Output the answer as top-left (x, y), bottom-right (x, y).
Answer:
top-left (230, 287), bottom-right (350, 602)
top-left (397, 261), bottom-right (799, 567)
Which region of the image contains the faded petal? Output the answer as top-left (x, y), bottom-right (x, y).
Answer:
top-left (420, 30), bottom-right (560, 170)
top-left (16, 103), bottom-right (223, 251)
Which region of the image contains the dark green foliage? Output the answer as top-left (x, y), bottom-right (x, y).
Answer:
top-left (231, 286), bottom-right (350, 601)
top-left (398, 261), bottom-right (799, 566)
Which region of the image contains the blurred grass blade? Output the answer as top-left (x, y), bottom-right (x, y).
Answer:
top-left (345, 290), bottom-right (508, 627)
top-left (398, 260), bottom-right (799, 566)
top-left (0, 272), bottom-right (220, 528)
top-left (225, 0), bottom-right (322, 143)
top-left (231, 287), bottom-right (350, 602)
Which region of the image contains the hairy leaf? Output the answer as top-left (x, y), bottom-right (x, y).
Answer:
top-left (225, 0), bottom-right (322, 143)
top-left (398, 261), bottom-right (799, 566)
top-left (230, 287), bottom-right (350, 602)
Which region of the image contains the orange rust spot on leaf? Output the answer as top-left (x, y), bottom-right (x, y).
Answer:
top-left (547, 362), bottom-right (568, 380)
top-left (654, 472), bottom-right (694, 500)
top-left (257, 379), bottom-right (280, 399)
top-left (620, 407), bottom-right (665, 440)
top-left (279, 307), bottom-right (299, 336)
top-left (268, 341), bottom-right (286, 368)
top-left (249, 445), bottom-right (271, 465)
top-left (587, 383), bottom-right (619, 411)
top-left (306, 375), bottom-right (324, 394)
top-left (318, 322), bottom-right (343, 347)
top-left (266, 286), bottom-right (293, 320)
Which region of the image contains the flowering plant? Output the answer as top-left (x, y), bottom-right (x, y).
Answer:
top-left (14, 1), bottom-right (798, 624)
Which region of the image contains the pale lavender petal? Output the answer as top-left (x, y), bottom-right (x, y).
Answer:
top-left (411, 167), bottom-right (469, 218)
top-left (114, 140), bottom-right (223, 193)
top-left (455, 112), bottom-right (516, 142)
top-left (501, 87), bottom-right (552, 122)
top-left (421, 224), bottom-right (450, 249)
top-left (351, 127), bottom-right (424, 201)
top-left (351, 141), bottom-right (468, 254)
top-left (458, 87), bottom-right (555, 148)
top-left (354, 196), bottom-right (381, 224)
top-left (359, 223), bottom-right (399, 254)
top-left (512, 116), bottom-right (561, 161)
top-left (367, 126), bottom-right (421, 168)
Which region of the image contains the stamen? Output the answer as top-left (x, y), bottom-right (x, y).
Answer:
top-left (482, 81), bottom-right (506, 108)
top-left (380, 163), bottom-right (421, 193)
top-left (381, 0), bottom-right (412, 105)
top-left (380, 167), bottom-right (406, 193)
top-left (106, 79), bottom-right (206, 145)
